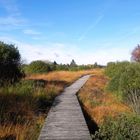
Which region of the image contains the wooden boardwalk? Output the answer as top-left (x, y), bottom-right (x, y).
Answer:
top-left (38, 75), bottom-right (91, 140)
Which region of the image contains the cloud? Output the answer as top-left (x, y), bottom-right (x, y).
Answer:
top-left (0, 0), bottom-right (20, 16)
top-left (0, 36), bottom-right (131, 65)
top-left (78, 15), bottom-right (104, 41)
top-left (54, 53), bottom-right (60, 58)
top-left (0, 16), bottom-right (25, 26)
top-left (0, 0), bottom-right (27, 31)
top-left (23, 29), bottom-right (41, 35)
top-left (0, 36), bottom-right (76, 64)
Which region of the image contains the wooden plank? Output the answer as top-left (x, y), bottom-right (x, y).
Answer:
top-left (38, 75), bottom-right (91, 140)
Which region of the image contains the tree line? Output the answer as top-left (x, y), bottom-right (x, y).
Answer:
top-left (23, 59), bottom-right (103, 74)
top-left (0, 41), bottom-right (103, 86)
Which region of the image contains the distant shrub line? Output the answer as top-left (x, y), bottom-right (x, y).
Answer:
top-left (23, 60), bottom-right (104, 74)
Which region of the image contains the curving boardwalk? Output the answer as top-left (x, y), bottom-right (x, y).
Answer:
top-left (38, 75), bottom-right (91, 140)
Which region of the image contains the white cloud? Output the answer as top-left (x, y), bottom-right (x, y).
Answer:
top-left (0, 16), bottom-right (25, 26)
top-left (0, 0), bottom-right (27, 31)
top-left (0, 36), bottom-right (77, 64)
top-left (0, 36), bottom-right (132, 65)
top-left (79, 47), bottom-right (130, 65)
top-left (23, 29), bottom-right (41, 35)
top-left (0, 0), bottom-right (20, 16)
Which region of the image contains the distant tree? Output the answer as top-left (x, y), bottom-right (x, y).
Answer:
top-left (25, 60), bottom-right (51, 74)
top-left (70, 59), bottom-right (77, 67)
top-left (93, 62), bottom-right (98, 68)
top-left (53, 61), bottom-right (57, 65)
top-left (51, 61), bottom-right (58, 70)
top-left (0, 41), bottom-right (24, 86)
top-left (131, 44), bottom-right (140, 62)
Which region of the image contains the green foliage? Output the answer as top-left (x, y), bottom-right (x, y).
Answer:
top-left (119, 63), bottom-right (140, 90)
top-left (93, 114), bottom-right (140, 140)
top-left (107, 72), bottom-right (121, 92)
top-left (23, 59), bottom-right (104, 74)
top-left (119, 63), bottom-right (140, 114)
top-left (25, 60), bottom-right (52, 74)
top-left (105, 61), bottom-right (131, 93)
top-left (105, 62), bottom-right (140, 114)
top-left (0, 79), bottom-right (59, 139)
top-left (0, 80), bottom-right (57, 124)
top-left (70, 59), bottom-right (77, 67)
top-left (56, 63), bottom-right (70, 71)
top-left (0, 41), bottom-right (24, 86)
top-left (105, 61), bottom-right (130, 78)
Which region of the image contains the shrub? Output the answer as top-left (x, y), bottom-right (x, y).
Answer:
top-left (105, 62), bottom-right (140, 115)
top-left (105, 61), bottom-right (130, 94)
top-left (25, 60), bottom-right (51, 74)
top-left (105, 61), bottom-right (130, 78)
top-left (93, 114), bottom-right (140, 140)
top-left (119, 63), bottom-right (140, 114)
top-left (0, 41), bottom-right (24, 86)
top-left (70, 59), bottom-right (77, 67)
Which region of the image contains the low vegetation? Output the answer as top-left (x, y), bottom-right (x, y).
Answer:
top-left (24, 60), bottom-right (52, 74)
top-left (1, 41), bottom-right (140, 139)
top-left (0, 79), bottom-right (63, 139)
top-left (78, 66), bottom-right (140, 139)
top-left (23, 59), bottom-right (103, 74)
top-left (105, 61), bottom-right (140, 115)
top-left (0, 70), bottom-right (95, 140)
top-left (0, 41), bottom-right (96, 140)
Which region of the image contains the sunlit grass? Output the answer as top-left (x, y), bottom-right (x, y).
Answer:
top-left (78, 71), bottom-right (131, 125)
top-left (26, 70), bottom-right (97, 83)
top-left (0, 116), bottom-right (44, 140)
top-left (0, 70), bottom-right (96, 140)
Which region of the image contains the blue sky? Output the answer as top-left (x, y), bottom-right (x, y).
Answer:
top-left (0, 0), bottom-right (140, 64)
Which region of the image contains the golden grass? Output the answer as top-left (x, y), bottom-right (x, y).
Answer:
top-left (26, 70), bottom-right (97, 84)
top-left (0, 82), bottom-right (63, 140)
top-left (0, 70), bottom-right (97, 140)
top-left (78, 70), bottom-right (131, 125)
top-left (0, 116), bottom-right (44, 140)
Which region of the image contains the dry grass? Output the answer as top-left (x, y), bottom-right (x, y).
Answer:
top-left (0, 70), bottom-right (96, 140)
top-left (26, 70), bottom-right (97, 84)
top-left (0, 82), bottom-right (63, 140)
top-left (0, 115), bottom-right (44, 140)
top-left (78, 70), bottom-right (131, 125)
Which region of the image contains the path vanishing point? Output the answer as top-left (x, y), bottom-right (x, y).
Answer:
top-left (38, 75), bottom-right (92, 140)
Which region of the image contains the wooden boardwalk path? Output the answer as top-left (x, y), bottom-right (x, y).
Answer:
top-left (38, 75), bottom-right (91, 140)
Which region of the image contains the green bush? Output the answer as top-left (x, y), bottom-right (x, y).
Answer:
top-left (119, 63), bottom-right (140, 90)
top-left (107, 72), bottom-right (121, 92)
top-left (25, 60), bottom-right (51, 74)
top-left (0, 41), bottom-right (24, 86)
top-left (105, 61), bottom-right (130, 78)
top-left (105, 62), bottom-right (117, 78)
top-left (105, 62), bottom-right (140, 114)
top-left (105, 62), bottom-right (130, 97)
top-left (119, 63), bottom-right (140, 114)
top-left (93, 114), bottom-right (140, 140)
